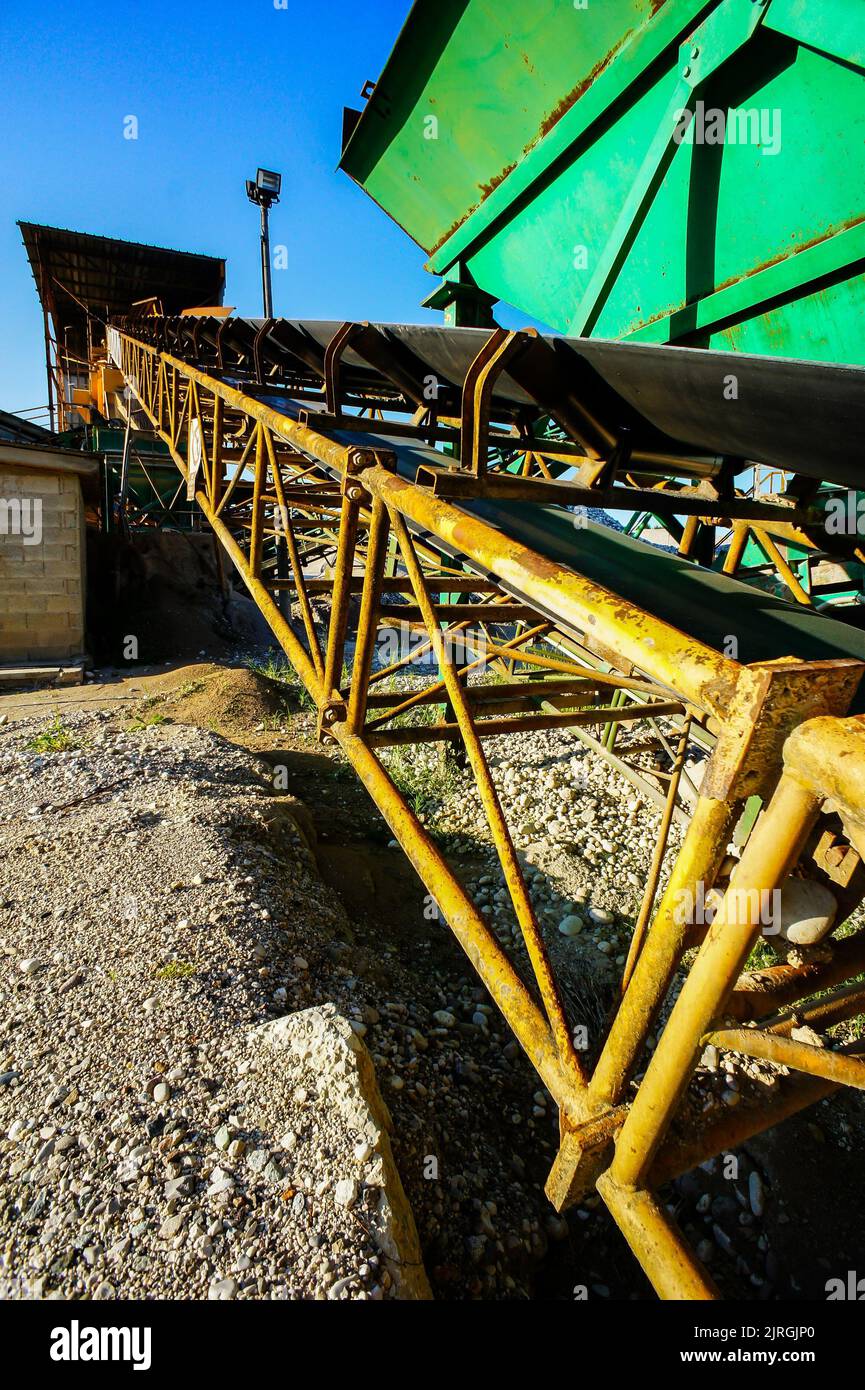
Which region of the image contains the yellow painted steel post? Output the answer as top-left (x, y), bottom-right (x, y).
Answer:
top-left (330, 727), bottom-right (586, 1120)
top-left (322, 487), bottom-right (361, 709)
top-left (264, 429), bottom-right (325, 679)
top-left (589, 793), bottom-right (738, 1109)
top-left (722, 522), bottom-right (749, 576)
top-left (752, 525), bottom-right (812, 606)
top-left (388, 506), bottom-right (587, 1089)
top-left (248, 424), bottom-right (266, 578)
top-left (595, 1179), bottom-right (719, 1300)
top-left (360, 464), bottom-right (741, 718)
top-left (610, 773), bottom-right (819, 1191)
top-left (347, 495), bottom-right (390, 733)
top-left (703, 1029), bottom-right (865, 1089)
top-left (621, 715), bottom-right (692, 993)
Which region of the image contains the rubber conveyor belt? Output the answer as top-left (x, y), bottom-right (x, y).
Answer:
top-left (255, 391), bottom-right (865, 714)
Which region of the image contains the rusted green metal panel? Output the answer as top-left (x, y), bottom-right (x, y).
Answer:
top-left (341, 0), bottom-right (865, 364)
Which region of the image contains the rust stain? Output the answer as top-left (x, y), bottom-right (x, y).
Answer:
top-left (712, 215), bottom-right (865, 296)
top-left (478, 162), bottom-right (517, 201)
top-left (534, 29), bottom-right (636, 146)
top-left (428, 6), bottom-right (667, 258)
top-left (633, 215), bottom-right (865, 333)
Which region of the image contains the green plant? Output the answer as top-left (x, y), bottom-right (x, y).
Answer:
top-left (155, 960), bottom-right (197, 981)
top-left (127, 713), bottom-right (170, 732)
top-left (26, 716), bottom-right (82, 753)
top-left (385, 746), bottom-right (458, 820)
top-left (246, 651), bottom-right (314, 711)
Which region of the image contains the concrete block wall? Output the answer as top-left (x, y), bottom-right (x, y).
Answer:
top-left (0, 465), bottom-right (87, 663)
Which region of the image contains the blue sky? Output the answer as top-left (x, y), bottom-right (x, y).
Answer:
top-left (0, 0), bottom-right (457, 421)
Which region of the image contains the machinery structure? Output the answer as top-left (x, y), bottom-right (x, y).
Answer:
top-left (90, 310), bottom-right (865, 1300)
top-left (12, 0), bottom-right (865, 1301)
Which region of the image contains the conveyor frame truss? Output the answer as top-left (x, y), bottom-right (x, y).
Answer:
top-left (104, 320), bottom-right (865, 1300)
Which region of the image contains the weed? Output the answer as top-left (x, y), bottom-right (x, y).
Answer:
top-left (127, 713), bottom-right (170, 732)
top-left (155, 960), bottom-right (197, 981)
top-left (26, 716), bottom-right (82, 754)
top-left (246, 651), bottom-right (314, 711)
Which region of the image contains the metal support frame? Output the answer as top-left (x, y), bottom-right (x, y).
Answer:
top-left (100, 322), bottom-right (865, 1301)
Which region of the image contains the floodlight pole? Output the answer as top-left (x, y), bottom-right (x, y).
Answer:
top-left (259, 201), bottom-right (273, 319)
top-left (247, 170), bottom-right (280, 318)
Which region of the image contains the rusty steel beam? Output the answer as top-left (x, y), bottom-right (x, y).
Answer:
top-left (102, 323), bottom-right (865, 1304)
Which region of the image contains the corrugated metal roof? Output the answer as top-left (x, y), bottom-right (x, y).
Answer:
top-left (18, 222), bottom-right (225, 361)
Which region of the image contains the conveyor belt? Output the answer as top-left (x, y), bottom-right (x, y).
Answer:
top-left (237, 318), bottom-right (865, 483)
top-left (256, 393), bottom-right (865, 710)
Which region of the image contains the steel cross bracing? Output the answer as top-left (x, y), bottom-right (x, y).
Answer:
top-left (100, 317), bottom-right (865, 1300)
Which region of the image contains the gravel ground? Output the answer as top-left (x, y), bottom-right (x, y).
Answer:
top-left (0, 711), bottom-right (420, 1300)
top-left (0, 700), bottom-right (609, 1302)
top-left (3, 668), bottom-right (864, 1302)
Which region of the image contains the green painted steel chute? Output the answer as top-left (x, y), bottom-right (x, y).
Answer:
top-left (340, 0), bottom-right (865, 364)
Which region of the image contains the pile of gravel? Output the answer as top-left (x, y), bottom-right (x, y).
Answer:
top-left (0, 712), bottom-right (416, 1300)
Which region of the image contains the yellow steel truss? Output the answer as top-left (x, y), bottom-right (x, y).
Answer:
top-left (101, 326), bottom-right (865, 1299)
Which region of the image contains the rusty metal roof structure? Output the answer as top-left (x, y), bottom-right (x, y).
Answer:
top-left (18, 222), bottom-right (225, 365)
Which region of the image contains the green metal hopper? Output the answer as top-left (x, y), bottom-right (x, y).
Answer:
top-left (340, 0), bottom-right (865, 362)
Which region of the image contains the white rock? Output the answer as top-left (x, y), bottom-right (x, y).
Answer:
top-left (749, 1171), bottom-right (765, 1217)
top-left (588, 907), bottom-right (614, 925)
top-left (557, 915), bottom-right (583, 937)
top-left (773, 877), bottom-right (837, 945)
top-left (333, 1177), bottom-right (359, 1208)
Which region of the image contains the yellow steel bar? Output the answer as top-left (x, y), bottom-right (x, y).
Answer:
top-left (388, 506), bottom-right (587, 1089)
top-left (649, 1041), bottom-right (865, 1188)
top-left (210, 392), bottom-right (224, 508)
top-left (704, 1028), bottom-right (865, 1090)
top-left (589, 794), bottom-right (738, 1110)
top-left (610, 773), bottom-right (819, 1191)
top-left (361, 465), bottom-right (741, 718)
top-left (248, 424), bottom-right (266, 579)
top-left (366, 629), bottom-right (544, 723)
top-left (621, 716), bottom-right (692, 994)
top-left (484, 642), bottom-right (675, 698)
top-left (332, 729), bottom-right (585, 1121)
top-left (364, 615), bottom-right (550, 728)
top-left (751, 526), bottom-right (812, 606)
top-left (595, 1177), bottom-right (718, 1300)
top-left (214, 430), bottom-right (258, 518)
top-left (263, 427), bottom-right (324, 680)
top-left (729, 926), bottom-right (865, 1021)
top-left (322, 490), bottom-right (361, 708)
top-left (781, 713), bottom-right (865, 812)
top-left (365, 701), bottom-right (686, 747)
top-left (677, 514), bottom-right (699, 559)
top-left (118, 333), bottom-right (358, 476)
top-left (721, 522), bottom-right (749, 576)
top-left (764, 979), bottom-right (865, 1036)
top-left (347, 495), bottom-right (390, 733)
